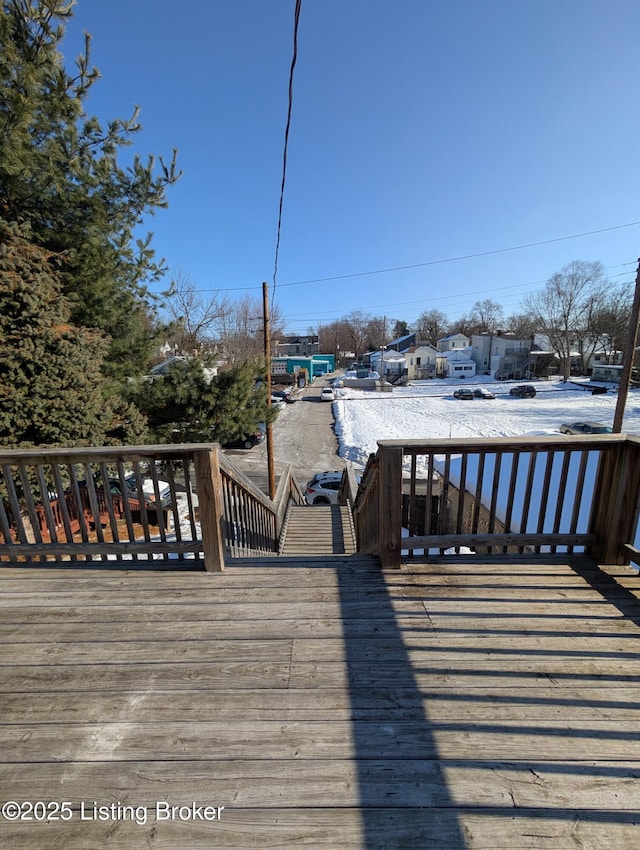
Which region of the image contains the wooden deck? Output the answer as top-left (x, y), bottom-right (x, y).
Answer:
top-left (1, 555), bottom-right (640, 848)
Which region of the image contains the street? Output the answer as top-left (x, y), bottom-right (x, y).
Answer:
top-left (221, 376), bottom-right (348, 494)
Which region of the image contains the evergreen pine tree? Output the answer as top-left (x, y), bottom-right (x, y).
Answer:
top-left (0, 0), bottom-right (179, 382)
top-left (0, 220), bottom-right (148, 447)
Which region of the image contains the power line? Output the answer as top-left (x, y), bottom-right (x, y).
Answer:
top-left (272, 0), bottom-right (302, 298)
top-left (197, 221), bottom-right (640, 294)
top-left (274, 222), bottom-right (640, 288)
top-left (277, 266), bottom-right (637, 323)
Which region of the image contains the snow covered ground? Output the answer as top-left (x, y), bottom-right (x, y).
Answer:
top-left (333, 377), bottom-right (640, 471)
top-left (333, 377), bottom-right (640, 557)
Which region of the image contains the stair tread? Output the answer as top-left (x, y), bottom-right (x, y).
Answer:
top-left (279, 504), bottom-right (356, 556)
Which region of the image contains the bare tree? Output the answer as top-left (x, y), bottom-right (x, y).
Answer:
top-left (504, 311), bottom-right (537, 339)
top-left (218, 295), bottom-right (285, 366)
top-left (469, 299), bottom-right (504, 334)
top-left (343, 310), bottom-right (372, 361)
top-left (162, 269), bottom-right (230, 355)
top-left (414, 309), bottom-right (449, 345)
top-left (318, 320), bottom-right (359, 363)
top-left (588, 282), bottom-right (634, 364)
top-left (365, 315), bottom-right (389, 351)
top-left (523, 260), bottom-right (607, 381)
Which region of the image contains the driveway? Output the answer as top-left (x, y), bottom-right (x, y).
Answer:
top-left (221, 376), bottom-right (348, 494)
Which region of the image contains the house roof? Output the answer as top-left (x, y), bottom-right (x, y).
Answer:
top-left (438, 349), bottom-right (475, 362)
top-left (406, 343), bottom-right (438, 353)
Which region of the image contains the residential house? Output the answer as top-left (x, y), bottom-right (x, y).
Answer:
top-left (386, 332), bottom-right (417, 353)
top-left (405, 344), bottom-right (438, 380)
top-left (437, 333), bottom-right (470, 352)
top-left (149, 355), bottom-right (218, 383)
top-left (436, 348), bottom-right (476, 379)
top-left (470, 333), bottom-right (532, 379)
top-left (274, 335), bottom-right (319, 357)
top-left (368, 349), bottom-right (406, 381)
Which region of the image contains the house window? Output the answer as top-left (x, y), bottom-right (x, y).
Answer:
top-left (416, 357), bottom-right (421, 365)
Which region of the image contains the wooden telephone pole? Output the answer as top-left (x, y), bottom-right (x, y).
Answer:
top-left (613, 259), bottom-right (640, 433)
top-left (263, 282), bottom-right (276, 499)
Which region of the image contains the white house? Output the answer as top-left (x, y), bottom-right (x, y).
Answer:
top-left (470, 333), bottom-right (532, 379)
top-left (436, 348), bottom-right (476, 379)
top-left (369, 349), bottom-right (406, 380)
top-left (437, 333), bottom-right (470, 352)
top-left (405, 344), bottom-right (438, 380)
top-left (149, 355), bottom-right (218, 383)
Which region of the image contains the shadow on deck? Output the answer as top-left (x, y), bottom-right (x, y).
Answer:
top-left (0, 554), bottom-right (640, 848)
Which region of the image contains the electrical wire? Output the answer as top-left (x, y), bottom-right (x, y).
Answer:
top-left (198, 220), bottom-right (640, 294)
top-left (272, 0), bottom-right (302, 302)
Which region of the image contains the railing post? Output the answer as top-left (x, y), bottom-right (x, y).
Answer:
top-left (378, 444), bottom-right (403, 569)
top-left (194, 447), bottom-right (226, 572)
top-left (590, 437), bottom-right (640, 564)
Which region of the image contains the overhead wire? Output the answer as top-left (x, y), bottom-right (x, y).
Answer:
top-left (271, 0), bottom-right (302, 305)
top-left (198, 220), bottom-right (640, 294)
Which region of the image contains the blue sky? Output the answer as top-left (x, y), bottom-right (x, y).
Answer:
top-left (63, 0), bottom-right (640, 335)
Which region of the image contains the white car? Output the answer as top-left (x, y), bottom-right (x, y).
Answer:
top-left (270, 395), bottom-right (286, 410)
top-left (305, 471), bottom-right (343, 504)
top-left (304, 470), bottom-right (361, 505)
top-left (320, 387), bottom-right (335, 402)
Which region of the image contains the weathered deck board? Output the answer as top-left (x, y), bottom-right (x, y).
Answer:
top-left (0, 557), bottom-right (639, 849)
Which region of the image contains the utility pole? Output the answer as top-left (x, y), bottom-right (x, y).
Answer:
top-left (613, 258), bottom-right (640, 433)
top-left (263, 282), bottom-right (276, 499)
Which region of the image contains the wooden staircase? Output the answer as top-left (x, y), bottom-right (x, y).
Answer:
top-left (279, 504), bottom-right (357, 556)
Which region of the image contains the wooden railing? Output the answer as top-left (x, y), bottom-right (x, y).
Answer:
top-left (353, 434), bottom-right (640, 569)
top-left (218, 453), bottom-right (305, 558)
top-left (0, 444), bottom-right (305, 569)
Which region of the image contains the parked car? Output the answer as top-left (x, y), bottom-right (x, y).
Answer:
top-left (320, 387), bottom-right (335, 402)
top-left (103, 475), bottom-right (172, 509)
top-left (473, 388), bottom-right (496, 399)
top-left (453, 388), bottom-right (474, 400)
top-left (305, 470), bottom-right (361, 505)
top-left (222, 432), bottom-right (264, 450)
top-left (559, 422), bottom-right (613, 435)
top-left (270, 395), bottom-right (286, 411)
top-left (271, 389), bottom-right (295, 404)
top-left (509, 384), bottom-right (536, 398)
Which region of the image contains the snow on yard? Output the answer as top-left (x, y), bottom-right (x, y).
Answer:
top-left (333, 378), bottom-right (640, 471)
top-left (333, 377), bottom-right (640, 553)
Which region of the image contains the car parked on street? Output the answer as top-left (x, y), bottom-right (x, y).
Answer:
top-left (453, 388), bottom-right (474, 400)
top-left (271, 389), bottom-right (295, 404)
top-left (320, 387), bottom-right (335, 402)
top-left (222, 432), bottom-right (264, 450)
top-left (509, 384), bottom-right (536, 398)
top-left (473, 388), bottom-right (496, 399)
top-left (559, 422), bottom-right (613, 435)
top-left (305, 470), bottom-right (361, 505)
top-left (270, 395), bottom-right (286, 411)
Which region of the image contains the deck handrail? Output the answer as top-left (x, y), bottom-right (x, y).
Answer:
top-left (218, 453), bottom-right (305, 557)
top-left (0, 444), bottom-right (305, 570)
top-left (355, 434), bottom-right (640, 569)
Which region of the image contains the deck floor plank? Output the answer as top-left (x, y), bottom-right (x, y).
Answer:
top-left (0, 557), bottom-right (639, 849)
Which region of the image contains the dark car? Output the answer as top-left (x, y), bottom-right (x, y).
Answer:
top-left (223, 432), bottom-right (264, 450)
top-left (473, 388), bottom-right (496, 399)
top-left (453, 388), bottom-right (474, 400)
top-left (271, 389), bottom-right (296, 404)
top-left (509, 384), bottom-right (536, 398)
top-left (559, 422), bottom-right (613, 435)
